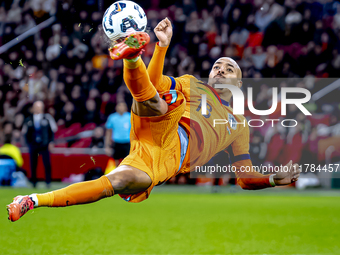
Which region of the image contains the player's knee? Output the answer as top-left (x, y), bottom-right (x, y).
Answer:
top-left (143, 97), bottom-right (163, 113)
top-left (106, 167), bottom-right (152, 194)
top-left (109, 171), bottom-right (137, 193)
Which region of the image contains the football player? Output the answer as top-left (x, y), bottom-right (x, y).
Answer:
top-left (7, 18), bottom-right (300, 221)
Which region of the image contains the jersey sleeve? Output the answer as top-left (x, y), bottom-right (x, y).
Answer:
top-left (226, 122), bottom-right (272, 189)
top-left (147, 43), bottom-right (194, 97)
top-left (147, 43), bottom-right (173, 92)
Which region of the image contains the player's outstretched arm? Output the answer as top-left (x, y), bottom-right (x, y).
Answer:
top-left (234, 160), bottom-right (273, 189)
top-left (229, 126), bottom-right (301, 189)
top-left (234, 160), bottom-right (301, 189)
top-left (147, 18), bottom-right (174, 92)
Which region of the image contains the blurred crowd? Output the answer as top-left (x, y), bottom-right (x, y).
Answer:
top-left (0, 0), bottom-right (340, 167)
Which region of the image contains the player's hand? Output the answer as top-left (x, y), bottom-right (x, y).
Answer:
top-left (274, 160), bottom-right (301, 186)
top-left (154, 17), bottom-right (173, 47)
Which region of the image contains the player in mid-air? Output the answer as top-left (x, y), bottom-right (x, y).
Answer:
top-left (7, 18), bottom-right (301, 221)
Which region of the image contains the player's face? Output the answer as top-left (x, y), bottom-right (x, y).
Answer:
top-left (208, 58), bottom-right (242, 93)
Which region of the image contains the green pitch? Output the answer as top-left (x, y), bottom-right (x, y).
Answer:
top-left (1, 186), bottom-right (340, 255)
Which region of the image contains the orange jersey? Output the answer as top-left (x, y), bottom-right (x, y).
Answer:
top-left (147, 44), bottom-right (272, 189)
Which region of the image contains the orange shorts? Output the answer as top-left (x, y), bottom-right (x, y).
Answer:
top-left (119, 91), bottom-right (189, 203)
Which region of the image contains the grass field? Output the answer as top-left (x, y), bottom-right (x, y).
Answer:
top-left (1, 185), bottom-right (340, 255)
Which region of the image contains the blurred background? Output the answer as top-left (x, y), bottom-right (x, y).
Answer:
top-left (0, 0), bottom-right (340, 189)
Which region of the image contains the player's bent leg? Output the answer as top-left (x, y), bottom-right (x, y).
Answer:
top-left (123, 57), bottom-right (156, 102)
top-left (109, 32), bottom-right (168, 117)
top-left (122, 48), bottom-right (168, 116)
top-left (7, 165), bottom-right (151, 222)
top-left (106, 165), bottom-right (152, 194)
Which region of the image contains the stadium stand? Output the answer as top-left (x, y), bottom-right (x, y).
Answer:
top-left (1, 0), bottom-right (340, 180)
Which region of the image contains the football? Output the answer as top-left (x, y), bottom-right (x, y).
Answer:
top-left (102, 0), bottom-right (147, 41)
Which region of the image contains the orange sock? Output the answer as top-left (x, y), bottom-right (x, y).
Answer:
top-left (35, 176), bottom-right (114, 207)
top-left (123, 58), bottom-right (157, 102)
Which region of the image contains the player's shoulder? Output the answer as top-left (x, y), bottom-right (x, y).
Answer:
top-left (175, 74), bottom-right (198, 84)
top-left (177, 74), bottom-right (196, 80)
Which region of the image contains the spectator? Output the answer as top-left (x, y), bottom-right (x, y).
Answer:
top-left (60, 101), bottom-right (79, 127)
top-left (48, 69), bottom-right (58, 94)
top-left (0, 133), bottom-right (23, 186)
top-left (185, 11), bottom-right (201, 34)
top-left (14, 13), bottom-right (36, 35)
top-left (14, 113), bottom-right (24, 130)
top-left (0, 0), bottom-right (340, 176)
top-left (0, 132), bottom-right (23, 168)
top-left (201, 9), bottom-right (214, 32)
top-left (88, 71), bottom-right (102, 90)
top-left (100, 92), bottom-right (116, 116)
top-left (12, 129), bottom-right (23, 147)
top-left (251, 46), bottom-right (267, 70)
top-left (72, 37), bottom-right (89, 58)
top-left (249, 131), bottom-right (267, 166)
top-left (90, 127), bottom-right (105, 149)
top-left (83, 99), bottom-right (103, 125)
top-left (91, 45), bottom-right (108, 70)
top-left (105, 102), bottom-right (131, 166)
top-left (22, 101), bottom-right (57, 188)
top-left (6, 2), bottom-right (21, 24)
top-left (98, 68), bottom-right (121, 94)
top-left (70, 85), bottom-right (85, 113)
top-left (45, 37), bottom-right (61, 62)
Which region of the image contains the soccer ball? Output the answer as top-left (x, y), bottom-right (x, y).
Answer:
top-left (102, 0), bottom-right (147, 41)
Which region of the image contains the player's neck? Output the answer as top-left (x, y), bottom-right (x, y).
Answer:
top-left (217, 91), bottom-right (232, 103)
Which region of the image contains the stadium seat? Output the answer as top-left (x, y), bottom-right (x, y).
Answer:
top-left (265, 133), bottom-right (285, 164)
top-left (54, 124), bottom-right (66, 138)
top-left (55, 142), bottom-right (68, 148)
top-left (55, 123), bottom-right (82, 139)
top-left (282, 43), bottom-right (303, 60)
top-left (280, 133), bottom-right (304, 164)
top-left (70, 138), bottom-right (93, 148)
top-left (307, 114), bottom-right (330, 127)
top-left (57, 123), bottom-right (65, 131)
top-left (318, 137), bottom-right (340, 162)
top-left (81, 123), bottom-right (96, 132)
